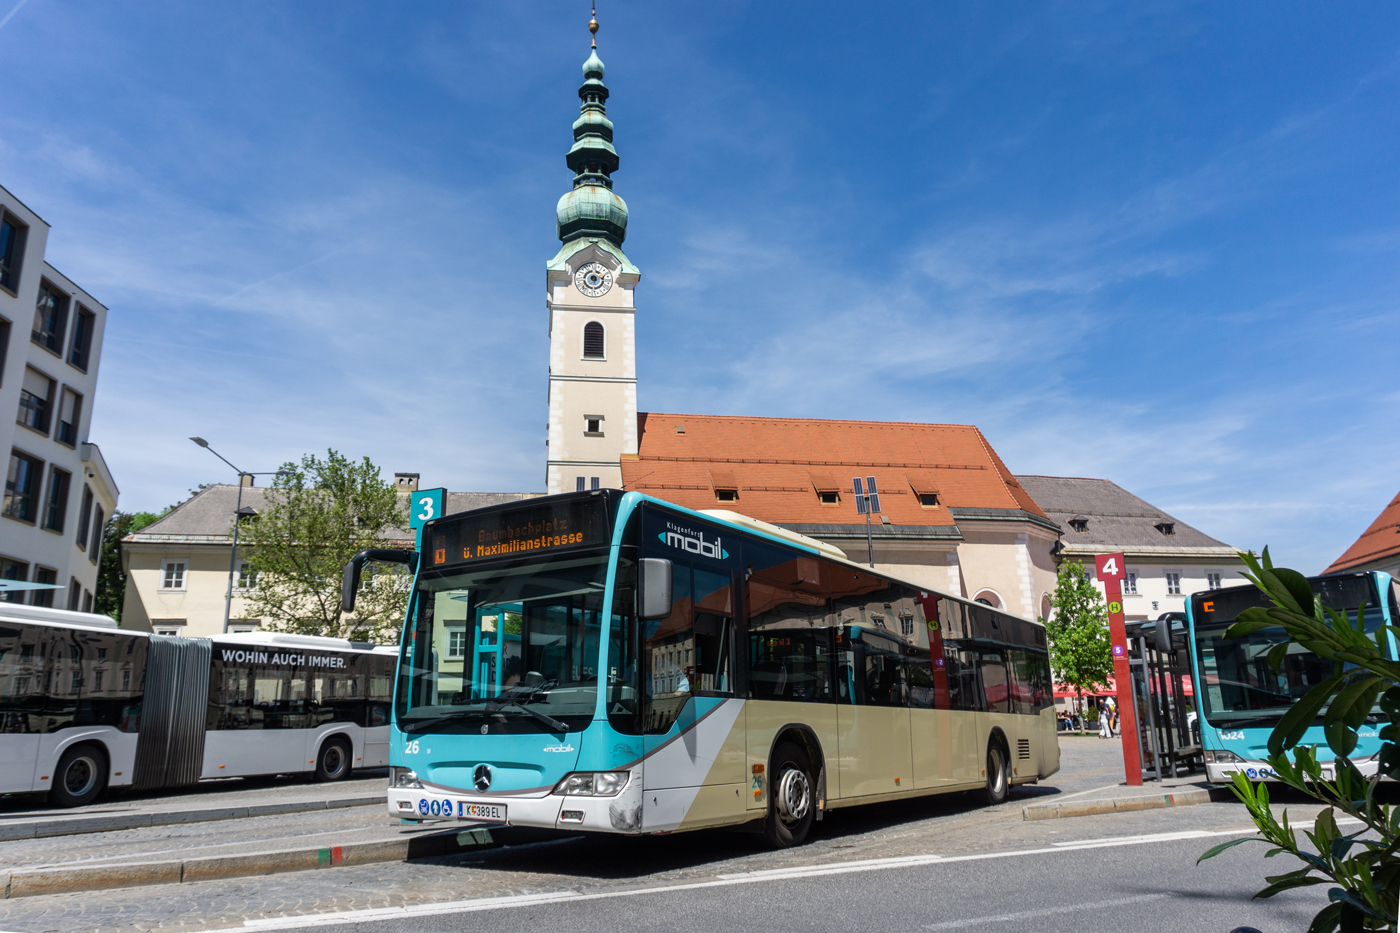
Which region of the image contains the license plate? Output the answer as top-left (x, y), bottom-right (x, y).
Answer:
top-left (459, 802), bottom-right (507, 823)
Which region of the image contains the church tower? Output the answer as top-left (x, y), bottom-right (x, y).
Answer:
top-left (545, 7), bottom-right (639, 495)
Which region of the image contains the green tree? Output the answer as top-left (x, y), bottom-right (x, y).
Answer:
top-left (1042, 560), bottom-right (1114, 724)
top-left (237, 450), bottom-right (409, 642)
top-left (94, 510), bottom-right (165, 623)
top-left (1199, 549), bottom-right (1400, 933)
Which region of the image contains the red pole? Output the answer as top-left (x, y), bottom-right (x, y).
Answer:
top-left (1095, 552), bottom-right (1142, 786)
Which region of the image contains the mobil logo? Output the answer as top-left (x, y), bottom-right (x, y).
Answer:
top-left (659, 522), bottom-right (729, 560)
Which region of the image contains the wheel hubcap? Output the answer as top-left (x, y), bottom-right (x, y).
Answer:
top-left (989, 749), bottom-right (1005, 794)
top-left (325, 746), bottom-right (346, 776)
top-left (64, 756), bottom-right (97, 796)
top-left (776, 766), bottom-right (812, 824)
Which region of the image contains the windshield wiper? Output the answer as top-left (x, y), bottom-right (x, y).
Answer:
top-left (485, 696), bottom-right (569, 733)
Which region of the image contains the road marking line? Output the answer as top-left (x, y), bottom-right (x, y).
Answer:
top-left (924, 893), bottom-right (1171, 929)
top-left (185, 823), bottom-right (1262, 933)
top-left (1052, 781), bottom-right (1126, 802)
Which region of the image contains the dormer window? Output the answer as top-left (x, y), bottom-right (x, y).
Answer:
top-left (715, 488), bottom-right (738, 503)
top-left (818, 491), bottom-right (839, 505)
top-left (1154, 520), bottom-right (1175, 536)
top-left (919, 493), bottom-right (939, 508)
top-left (1069, 516), bottom-right (1089, 533)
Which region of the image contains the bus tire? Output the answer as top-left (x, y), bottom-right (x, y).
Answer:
top-left (50, 743), bottom-right (107, 808)
top-left (981, 737), bottom-right (1009, 806)
top-left (764, 741), bottom-right (815, 848)
top-left (315, 736), bottom-right (352, 782)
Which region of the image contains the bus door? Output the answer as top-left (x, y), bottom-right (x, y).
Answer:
top-left (835, 625), bottom-right (912, 797)
top-left (470, 603), bottom-right (522, 699)
top-left (0, 621), bottom-right (42, 792)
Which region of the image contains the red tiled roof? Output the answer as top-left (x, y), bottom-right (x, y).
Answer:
top-left (621, 413), bottom-right (1048, 528)
top-left (1325, 489), bottom-right (1400, 573)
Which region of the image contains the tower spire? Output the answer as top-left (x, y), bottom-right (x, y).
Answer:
top-left (555, 2), bottom-right (628, 246)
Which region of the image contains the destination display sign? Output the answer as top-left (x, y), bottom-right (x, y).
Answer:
top-left (427, 495), bottom-right (612, 567)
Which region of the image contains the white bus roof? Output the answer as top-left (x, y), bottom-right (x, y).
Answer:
top-left (215, 631), bottom-right (397, 653)
top-left (0, 603), bottom-right (124, 632)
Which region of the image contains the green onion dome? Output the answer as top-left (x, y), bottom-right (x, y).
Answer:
top-left (555, 30), bottom-right (627, 246)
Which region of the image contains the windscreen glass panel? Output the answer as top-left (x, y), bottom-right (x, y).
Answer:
top-left (397, 553), bottom-right (609, 734)
top-left (1194, 574), bottom-right (1384, 728)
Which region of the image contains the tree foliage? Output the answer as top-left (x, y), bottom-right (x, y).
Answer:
top-left (236, 451), bottom-right (409, 642)
top-left (1042, 560), bottom-right (1114, 714)
top-left (1198, 548), bottom-right (1400, 933)
top-left (94, 510), bottom-right (165, 623)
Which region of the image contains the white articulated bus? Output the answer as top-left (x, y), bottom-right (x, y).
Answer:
top-left (0, 603), bottom-right (396, 806)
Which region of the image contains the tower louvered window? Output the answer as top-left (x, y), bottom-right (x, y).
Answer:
top-left (583, 322), bottom-right (605, 359)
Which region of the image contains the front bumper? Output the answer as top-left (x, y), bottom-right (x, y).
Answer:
top-left (1207, 757), bottom-right (1380, 784)
top-left (386, 777), bottom-right (645, 834)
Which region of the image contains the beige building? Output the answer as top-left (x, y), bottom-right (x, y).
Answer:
top-left (121, 483), bottom-right (538, 637)
top-left (1016, 475), bottom-right (1249, 619)
top-left (0, 183), bottom-right (119, 613)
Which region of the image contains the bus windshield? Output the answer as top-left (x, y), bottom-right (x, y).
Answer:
top-left (396, 553), bottom-right (608, 734)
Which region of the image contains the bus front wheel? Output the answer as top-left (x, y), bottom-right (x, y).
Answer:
top-left (50, 743), bottom-right (107, 808)
top-left (982, 739), bottom-right (1009, 805)
top-left (764, 741), bottom-right (815, 848)
top-left (315, 737), bottom-right (352, 782)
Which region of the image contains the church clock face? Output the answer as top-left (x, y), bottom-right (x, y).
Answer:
top-left (574, 262), bottom-right (613, 298)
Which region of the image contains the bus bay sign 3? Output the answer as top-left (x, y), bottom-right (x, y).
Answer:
top-left (1095, 552), bottom-right (1144, 787)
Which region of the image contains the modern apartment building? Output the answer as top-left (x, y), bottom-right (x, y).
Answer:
top-left (0, 184), bottom-right (118, 613)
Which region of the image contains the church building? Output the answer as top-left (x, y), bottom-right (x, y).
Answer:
top-left (541, 16), bottom-right (1063, 622)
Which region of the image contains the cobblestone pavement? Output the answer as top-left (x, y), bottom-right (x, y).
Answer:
top-left (0, 769), bottom-right (390, 821)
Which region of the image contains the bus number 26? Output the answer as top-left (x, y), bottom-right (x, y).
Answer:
top-left (406, 740), bottom-right (422, 754)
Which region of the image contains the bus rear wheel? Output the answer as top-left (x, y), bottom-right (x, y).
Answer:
top-left (315, 737), bottom-right (352, 782)
top-left (50, 743), bottom-right (107, 808)
top-left (764, 741), bottom-right (815, 848)
top-left (981, 739), bottom-right (1009, 805)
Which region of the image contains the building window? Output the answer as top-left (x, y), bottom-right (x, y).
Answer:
top-left (1165, 572), bottom-right (1181, 596)
top-left (1, 556), bottom-right (28, 603)
top-left (715, 488), bottom-right (738, 502)
top-left (1123, 571), bottom-right (1138, 595)
top-left (89, 505), bottom-right (104, 562)
top-left (4, 450), bottom-right (43, 523)
top-left (92, 668), bottom-right (104, 692)
top-left (69, 308), bottom-right (95, 372)
top-left (1206, 572), bottom-right (1222, 591)
top-left (899, 613), bottom-right (915, 638)
top-left (152, 619), bottom-right (185, 636)
top-left (1068, 517), bottom-right (1089, 533)
top-left (17, 367), bottom-right (54, 435)
top-left (1154, 520), bottom-right (1175, 537)
top-left (32, 283), bottom-right (69, 354)
top-left (161, 559), bottom-right (187, 591)
top-left (75, 485), bottom-right (94, 550)
top-left (56, 388), bottom-right (81, 447)
top-left (818, 491), bottom-right (839, 504)
top-left (67, 577), bottom-right (82, 611)
top-left (0, 317), bottom-right (10, 386)
top-left (0, 213), bottom-right (25, 293)
top-left (591, 477), bottom-right (600, 491)
top-left (919, 493), bottom-right (940, 507)
top-left (82, 590), bottom-right (93, 612)
top-left (447, 629), bottom-right (466, 659)
top-left (576, 476), bottom-right (585, 492)
top-left (43, 467), bottom-right (70, 533)
top-left (236, 560), bottom-right (258, 590)
top-left (582, 321), bottom-right (605, 359)
top-left (32, 567), bottom-right (57, 607)
top-left (584, 415), bottom-right (603, 436)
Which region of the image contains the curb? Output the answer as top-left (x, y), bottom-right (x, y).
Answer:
top-left (0, 794), bottom-right (385, 843)
top-left (0, 826), bottom-right (564, 899)
top-left (1021, 787), bottom-right (1234, 821)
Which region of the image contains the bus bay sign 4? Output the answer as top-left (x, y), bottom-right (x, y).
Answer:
top-left (1095, 552), bottom-right (1143, 786)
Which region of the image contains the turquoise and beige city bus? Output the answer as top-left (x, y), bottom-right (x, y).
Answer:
top-left (356, 489), bottom-right (1058, 847)
top-left (0, 603), bottom-right (396, 806)
top-left (1187, 571), bottom-right (1398, 783)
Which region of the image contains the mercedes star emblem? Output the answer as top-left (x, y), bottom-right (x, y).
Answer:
top-left (473, 764), bottom-right (492, 792)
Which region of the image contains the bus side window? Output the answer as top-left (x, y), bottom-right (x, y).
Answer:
top-left (943, 643), bottom-right (981, 711)
top-left (607, 554), bottom-right (640, 735)
top-left (747, 574), bottom-right (830, 703)
top-left (979, 650), bottom-right (1010, 713)
top-left (643, 561), bottom-right (693, 734)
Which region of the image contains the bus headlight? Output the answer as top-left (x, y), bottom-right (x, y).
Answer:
top-left (1204, 750), bottom-right (1244, 764)
top-left (392, 767), bottom-right (423, 788)
top-left (553, 771), bottom-right (630, 797)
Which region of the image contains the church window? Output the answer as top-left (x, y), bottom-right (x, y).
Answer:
top-left (585, 415), bottom-right (603, 436)
top-left (583, 322), bottom-right (605, 359)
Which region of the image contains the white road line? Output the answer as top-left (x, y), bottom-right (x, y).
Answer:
top-left (1050, 781), bottom-right (1125, 802)
top-left (924, 893), bottom-right (1171, 929)
top-left (186, 823), bottom-right (1261, 933)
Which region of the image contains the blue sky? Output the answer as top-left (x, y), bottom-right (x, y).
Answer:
top-left (1, 1), bottom-right (1396, 573)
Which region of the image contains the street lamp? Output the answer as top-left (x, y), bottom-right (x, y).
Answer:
top-left (189, 437), bottom-right (285, 634)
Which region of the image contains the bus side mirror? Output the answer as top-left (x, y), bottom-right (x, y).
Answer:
top-left (640, 558), bottom-right (674, 620)
top-left (342, 548), bottom-right (418, 614)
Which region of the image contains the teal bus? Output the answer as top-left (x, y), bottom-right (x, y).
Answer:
top-left (1187, 571), bottom-right (1398, 783)
top-left (346, 489), bottom-right (1059, 847)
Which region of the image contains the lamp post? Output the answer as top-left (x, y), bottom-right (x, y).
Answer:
top-left (190, 437), bottom-right (284, 634)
